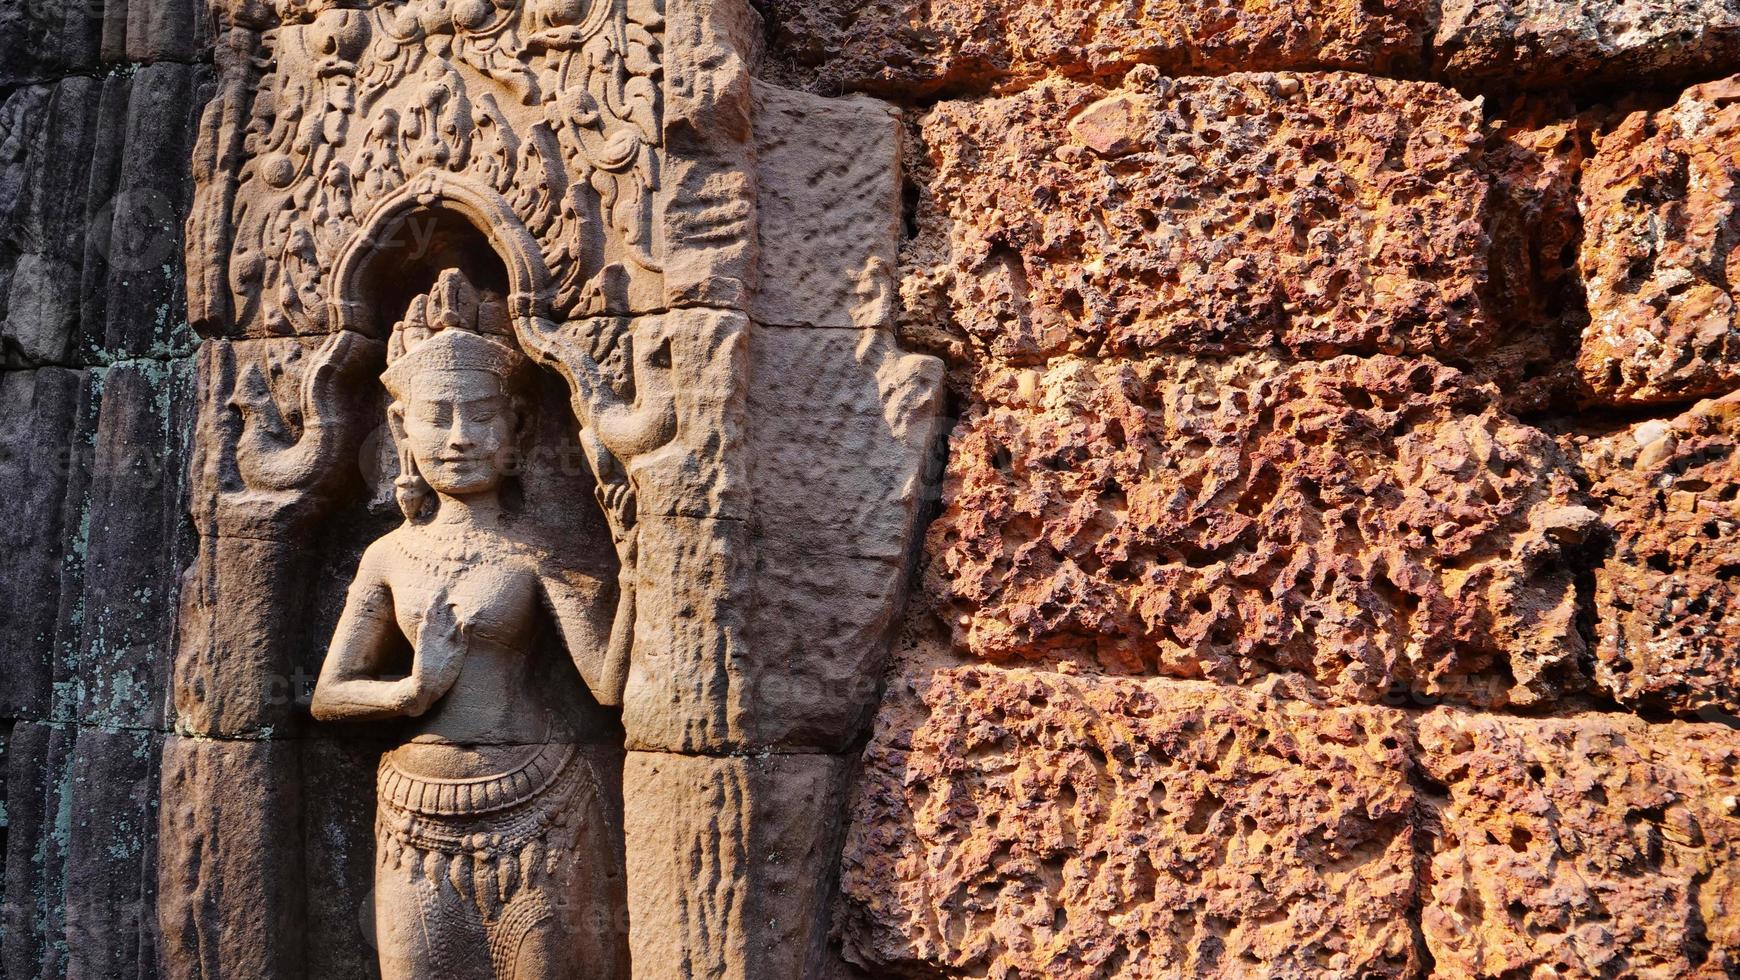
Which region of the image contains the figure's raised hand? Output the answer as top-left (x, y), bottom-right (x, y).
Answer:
top-left (302, 329), bottom-right (373, 432)
top-left (408, 592), bottom-right (468, 714)
top-left (229, 329), bottom-right (383, 498)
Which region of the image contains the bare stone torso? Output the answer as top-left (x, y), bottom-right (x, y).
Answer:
top-left (371, 522), bottom-right (564, 778)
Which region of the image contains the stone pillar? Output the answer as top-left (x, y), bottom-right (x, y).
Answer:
top-left (619, 70), bottom-right (943, 977)
top-left (158, 334), bottom-right (379, 979)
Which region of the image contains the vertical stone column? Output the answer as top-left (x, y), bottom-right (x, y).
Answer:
top-left (626, 20), bottom-right (945, 970)
top-left (157, 333), bottom-right (379, 980)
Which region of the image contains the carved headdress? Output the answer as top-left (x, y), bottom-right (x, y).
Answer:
top-left (382, 268), bottom-right (528, 398)
top-left (381, 327), bottom-right (528, 401)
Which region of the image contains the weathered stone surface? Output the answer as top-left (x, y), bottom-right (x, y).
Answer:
top-left (661, 0), bottom-right (762, 309)
top-left (1568, 392), bottom-right (1740, 717)
top-left (1475, 102), bottom-right (1592, 415)
top-left (82, 62), bottom-right (208, 362)
top-left (930, 353), bottom-right (1591, 708)
top-left (751, 84), bottom-right (901, 330)
top-left (626, 518), bottom-right (923, 753)
top-left (5, 77), bottom-right (102, 366)
top-left (0, 368), bottom-right (86, 719)
top-left (838, 664), bottom-right (1420, 977)
top-left (918, 74), bottom-right (1491, 363)
top-left (0, 85), bottom-right (52, 324)
top-left (628, 309), bottom-right (751, 522)
top-left (1436, 0), bottom-right (1740, 93)
top-left (762, 0), bottom-right (1428, 99)
top-left (625, 751), bottom-right (850, 980)
top-left (68, 358), bottom-right (194, 730)
top-left (0, 0), bottom-right (102, 86)
top-left (746, 548), bottom-right (905, 749)
top-left (617, 320), bottom-right (939, 753)
top-left (5, 67), bottom-right (205, 367)
top-left (748, 325), bottom-right (942, 560)
top-left (0, 724), bottom-right (162, 980)
top-left (63, 727), bottom-right (162, 980)
top-left (3, 721), bottom-right (73, 980)
top-left (1580, 76), bottom-right (1740, 406)
top-left (78, 72), bottom-right (136, 365)
top-left (157, 735), bottom-right (306, 980)
top-left (623, 515), bottom-right (749, 752)
top-left (1417, 708), bottom-right (1740, 977)
top-left (123, 0), bottom-right (210, 62)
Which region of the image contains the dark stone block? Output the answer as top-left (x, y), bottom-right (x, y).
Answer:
top-left (0, 0), bottom-right (103, 86)
top-left (64, 726), bottom-right (162, 980)
top-left (0, 86), bottom-right (54, 325)
top-left (66, 358), bottom-right (194, 729)
top-left (0, 368), bottom-right (88, 719)
top-left (4, 77), bottom-right (102, 367)
top-left (78, 71), bottom-right (134, 365)
top-left (91, 62), bottom-right (210, 361)
top-left (3, 721), bottom-right (73, 980)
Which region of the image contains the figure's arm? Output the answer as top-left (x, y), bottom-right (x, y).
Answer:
top-left (311, 563), bottom-right (467, 721)
top-left (571, 335), bottom-right (676, 459)
top-left (538, 572), bottom-right (630, 708)
top-left (518, 316), bottom-right (677, 460)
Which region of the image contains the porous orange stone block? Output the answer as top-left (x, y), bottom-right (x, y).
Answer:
top-left (1580, 75), bottom-right (1740, 406)
top-left (763, 0), bottom-right (1428, 98)
top-left (1435, 0), bottom-right (1740, 94)
top-left (838, 666), bottom-right (1421, 977)
top-left (928, 353), bottom-right (1593, 708)
top-left (1418, 708), bottom-right (1740, 977)
top-left (917, 73), bottom-right (1491, 362)
top-left (1570, 390), bottom-right (1740, 718)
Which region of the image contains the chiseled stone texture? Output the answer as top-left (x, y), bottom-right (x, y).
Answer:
top-left (1435, 0), bottom-right (1740, 93)
top-left (1568, 391), bottom-right (1740, 718)
top-left (838, 665), bottom-right (1420, 978)
top-left (751, 84), bottom-right (902, 330)
top-left (1580, 75), bottom-right (1740, 406)
top-left (3, 66), bottom-right (207, 368)
top-left (918, 74), bottom-right (1491, 363)
top-left (626, 751), bottom-right (851, 980)
top-left (929, 353), bottom-right (1592, 709)
top-left (157, 735), bottom-right (307, 980)
top-left (1417, 708), bottom-right (1740, 977)
top-left (762, 0), bottom-right (1428, 98)
top-left (1474, 102), bottom-right (1592, 416)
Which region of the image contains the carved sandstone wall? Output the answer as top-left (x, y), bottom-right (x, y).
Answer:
top-left (2, 1), bottom-right (1740, 979)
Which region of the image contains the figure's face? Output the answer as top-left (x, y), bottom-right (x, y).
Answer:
top-left (401, 369), bottom-right (516, 496)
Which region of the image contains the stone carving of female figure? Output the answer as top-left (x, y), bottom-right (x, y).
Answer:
top-left (310, 271), bottom-right (636, 979)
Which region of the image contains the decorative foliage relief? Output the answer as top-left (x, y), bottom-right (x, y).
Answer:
top-left (226, 0), bottom-right (664, 335)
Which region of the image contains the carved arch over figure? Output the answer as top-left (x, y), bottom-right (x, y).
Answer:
top-left (328, 171), bottom-right (554, 339)
top-left (325, 167), bottom-right (643, 709)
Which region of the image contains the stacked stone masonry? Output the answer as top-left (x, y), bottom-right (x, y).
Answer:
top-left (3, 0), bottom-right (1740, 977)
